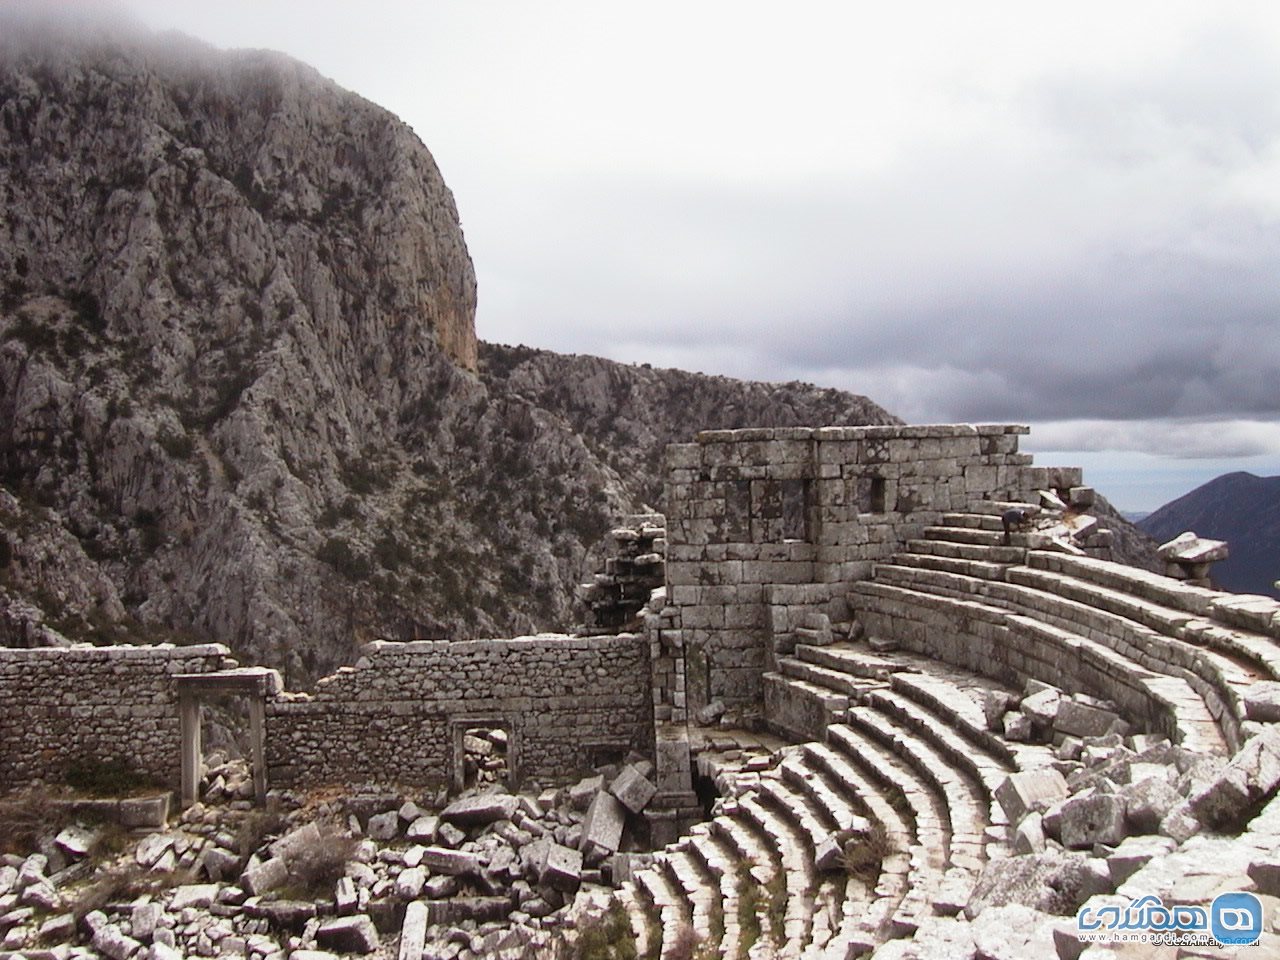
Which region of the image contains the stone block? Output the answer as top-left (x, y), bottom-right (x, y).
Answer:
top-left (131, 902), bottom-right (162, 942)
top-left (398, 901), bottom-right (428, 960)
top-left (1020, 688), bottom-right (1062, 727)
top-left (608, 765), bottom-right (657, 814)
top-left (1243, 682), bottom-right (1280, 722)
top-left (170, 884), bottom-right (219, 910)
top-left (1248, 856), bottom-right (1280, 897)
top-left (995, 769), bottom-right (1070, 823)
top-left (1121, 775), bottom-right (1180, 834)
top-left (92, 923), bottom-right (142, 960)
top-left (1055, 700), bottom-right (1124, 739)
top-left (316, 916), bottom-right (380, 954)
top-left (441, 793), bottom-right (519, 826)
top-left (1106, 835), bottom-right (1175, 886)
top-left (538, 842), bottom-right (584, 892)
top-left (240, 857), bottom-right (287, 896)
top-left (1014, 812), bottom-right (1046, 855)
top-left (568, 775), bottom-right (604, 811)
top-left (270, 822), bottom-right (322, 862)
top-left (395, 866), bottom-right (426, 899)
top-left (1059, 793), bottom-right (1128, 849)
top-left (120, 796), bottom-right (170, 831)
top-left (405, 815), bottom-right (439, 842)
top-left (366, 811), bottom-right (400, 841)
top-left (579, 791), bottom-right (627, 856)
top-left (418, 846), bottom-right (481, 876)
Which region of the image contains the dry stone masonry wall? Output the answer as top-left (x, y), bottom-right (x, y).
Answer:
top-left (266, 635), bottom-right (653, 790)
top-left (0, 644), bottom-right (234, 787)
top-left (662, 423), bottom-right (1086, 717)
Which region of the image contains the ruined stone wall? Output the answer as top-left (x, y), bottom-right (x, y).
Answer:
top-left (663, 424), bottom-right (1080, 715)
top-left (0, 644), bottom-right (234, 789)
top-left (266, 635), bottom-right (654, 791)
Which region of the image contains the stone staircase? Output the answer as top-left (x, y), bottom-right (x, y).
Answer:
top-left (614, 502), bottom-right (1280, 958)
top-left (853, 502), bottom-right (1280, 757)
top-left (620, 644), bottom-right (1060, 958)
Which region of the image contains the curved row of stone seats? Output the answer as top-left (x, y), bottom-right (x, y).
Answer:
top-left (852, 578), bottom-right (1228, 757)
top-left (873, 506), bottom-right (1277, 753)
top-left (870, 561), bottom-right (1243, 751)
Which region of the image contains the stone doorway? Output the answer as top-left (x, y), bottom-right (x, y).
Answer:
top-left (175, 668), bottom-right (280, 808)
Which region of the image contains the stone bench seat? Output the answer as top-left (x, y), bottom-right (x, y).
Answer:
top-left (616, 879), bottom-right (659, 957)
top-left (634, 861), bottom-right (693, 952)
top-left (889, 549), bottom-right (1012, 581)
top-left (780, 656), bottom-right (872, 699)
top-left (840, 706), bottom-right (990, 873)
top-left (921, 525), bottom-right (1016, 547)
top-left (851, 581), bottom-right (1229, 756)
top-left (684, 830), bottom-right (760, 960)
top-left (792, 643), bottom-right (906, 681)
top-left (661, 850), bottom-right (721, 950)
top-left (778, 752), bottom-right (867, 834)
top-left (857, 572), bottom-right (1237, 753)
top-left (903, 537), bottom-right (1026, 565)
top-left (737, 792), bottom-right (819, 955)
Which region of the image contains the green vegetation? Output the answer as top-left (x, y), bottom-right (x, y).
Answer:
top-left (558, 898), bottom-right (639, 960)
top-left (736, 863), bottom-right (762, 956)
top-left (317, 536), bottom-right (371, 581)
top-left (157, 426), bottom-right (194, 460)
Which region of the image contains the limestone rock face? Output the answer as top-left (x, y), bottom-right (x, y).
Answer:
top-left (0, 14), bottom-right (898, 681)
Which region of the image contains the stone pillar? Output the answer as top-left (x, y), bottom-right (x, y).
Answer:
top-left (249, 696), bottom-right (267, 804)
top-left (179, 692), bottom-right (202, 808)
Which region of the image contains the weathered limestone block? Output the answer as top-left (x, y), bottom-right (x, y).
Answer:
top-left (130, 903), bottom-right (162, 943)
top-left (406, 815), bottom-right (439, 841)
top-left (538, 842), bottom-right (584, 891)
top-left (442, 793), bottom-right (519, 826)
top-left (1122, 775), bottom-right (1180, 834)
top-left (966, 852), bottom-right (1112, 919)
top-left (968, 903), bottom-right (1060, 960)
top-left (608, 765), bottom-right (657, 814)
top-left (316, 916), bottom-right (380, 954)
top-left (419, 847), bottom-right (482, 876)
top-left (169, 884), bottom-right (218, 910)
top-left (1055, 700), bottom-right (1124, 739)
top-left (579, 791), bottom-right (627, 856)
top-left (1189, 725), bottom-right (1280, 830)
top-left (271, 822), bottom-right (322, 861)
top-left (1059, 793), bottom-right (1128, 849)
top-left (366, 811), bottom-right (400, 841)
top-left (995, 769), bottom-right (1070, 823)
top-left (1020, 688), bottom-right (1062, 728)
top-left (1106, 835), bottom-right (1175, 886)
top-left (240, 857), bottom-right (287, 896)
top-left (395, 867), bottom-right (426, 899)
top-left (1243, 682), bottom-right (1280, 723)
top-left (568, 775), bottom-right (604, 811)
top-left (1158, 532), bottom-right (1228, 564)
top-left (398, 901), bottom-right (428, 960)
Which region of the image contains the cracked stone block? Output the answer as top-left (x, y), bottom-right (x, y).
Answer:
top-left (131, 903), bottom-right (162, 943)
top-left (201, 845), bottom-right (241, 882)
top-left (1107, 835), bottom-right (1175, 886)
top-left (995, 769), bottom-right (1070, 823)
top-left (170, 884), bottom-right (219, 910)
top-left (37, 913), bottom-right (75, 943)
top-left (1014, 812), bottom-right (1046, 855)
top-left (608, 765), bottom-right (657, 814)
top-left (92, 923), bottom-right (142, 960)
top-left (1060, 793), bottom-right (1128, 849)
top-left (316, 916), bottom-right (380, 954)
top-left (335, 877), bottom-right (358, 914)
top-left (1021, 688), bottom-right (1062, 727)
top-left (134, 834), bottom-right (174, 869)
top-left (53, 825), bottom-right (97, 859)
top-left (270, 822), bottom-right (322, 861)
top-left (567, 775), bottom-right (604, 811)
top-left (579, 791), bottom-right (627, 856)
top-left (1159, 801), bottom-right (1202, 844)
top-left (405, 815), bottom-right (438, 841)
top-left (442, 793), bottom-right (519, 826)
top-left (1003, 710), bottom-right (1033, 742)
top-left (395, 866), bottom-right (426, 899)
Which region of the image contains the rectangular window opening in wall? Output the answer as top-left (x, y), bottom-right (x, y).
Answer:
top-left (857, 476), bottom-right (887, 514)
top-left (781, 478), bottom-right (812, 541)
top-left (454, 719), bottom-right (513, 792)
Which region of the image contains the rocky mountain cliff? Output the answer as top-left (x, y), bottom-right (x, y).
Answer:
top-left (1139, 472), bottom-right (1280, 597)
top-left (0, 17), bottom-right (897, 684)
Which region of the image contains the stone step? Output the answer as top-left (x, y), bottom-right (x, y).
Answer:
top-left (904, 538), bottom-right (1026, 565)
top-left (822, 724), bottom-right (951, 939)
top-left (756, 774), bottom-right (828, 857)
top-left (617, 878), bottom-right (660, 958)
top-left (941, 512), bottom-right (1007, 531)
top-left (779, 657), bottom-right (871, 698)
top-left (842, 705), bottom-right (992, 871)
top-left (922, 525), bottom-right (1012, 547)
top-left (684, 832), bottom-right (742, 957)
top-left (794, 643), bottom-right (904, 681)
top-left (800, 741), bottom-right (916, 953)
top-left (778, 753), bottom-right (866, 835)
top-left (963, 499), bottom-right (1042, 517)
top-left (661, 849), bottom-right (722, 953)
top-left (712, 806), bottom-right (785, 949)
top-left (737, 791), bottom-right (817, 955)
top-left (886, 671), bottom-right (1021, 770)
top-left (635, 861), bottom-right (693, 954)
top-left (887, 550), bottom-right (1011, 582)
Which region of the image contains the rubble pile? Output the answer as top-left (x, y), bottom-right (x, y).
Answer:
top-left (0, 755), bottom-right (666, 960)
top-left (577, 514), bottom-right (666, 635)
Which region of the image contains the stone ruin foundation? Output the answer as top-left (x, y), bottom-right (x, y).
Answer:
top-left (4, 424), bottom-right (1280, 958)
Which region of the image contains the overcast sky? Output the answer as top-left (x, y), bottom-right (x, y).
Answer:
top-left (108, 1), bottom-right (1280, 510)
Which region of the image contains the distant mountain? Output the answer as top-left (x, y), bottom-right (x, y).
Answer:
top-left (1138, 472), bottom-right (1280, 597)
top-left (1122, 511), bottom-right (1151, 524)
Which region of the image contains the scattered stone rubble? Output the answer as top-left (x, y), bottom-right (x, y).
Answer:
top-left (0, 753), bottom-right (669, 960)
top-left (578, 514), bottom-right (667, 635)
